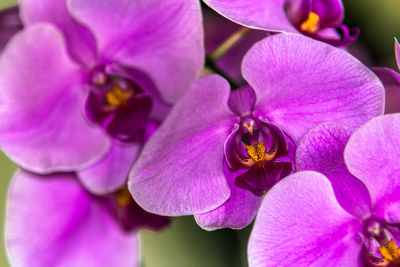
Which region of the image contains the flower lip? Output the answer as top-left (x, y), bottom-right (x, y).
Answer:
top-left (84, 65), bottom-right (153, 143)
top-left (224, 114), bottom-right (292, 196)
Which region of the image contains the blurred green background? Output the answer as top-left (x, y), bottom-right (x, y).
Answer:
top-left (0, 0), bottom-right (399, 266)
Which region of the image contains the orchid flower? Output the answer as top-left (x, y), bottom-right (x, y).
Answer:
top-left (202, 0), bottom-right (358, 46)
top-left (129, 33), bottom-right (384, 230)
top-left (5, 170), bottom-right (169, 267)
top-left (0, 0), bottom-right (204, 195)
top-left (249, 115), bottom-right (400, 266)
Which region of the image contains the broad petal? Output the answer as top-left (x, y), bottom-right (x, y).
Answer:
top-left (69, 0), bottom-right (204, 104)
top-left (248, 171), bottom-right (362, 267)
top-left (296, 122), bottom-right (372, 219)
top-left (344, 114), bottom-right (400, 212)
top-left (194, 163), bottom-right (263, 230)
top-left (78, 142), bottom-right (140, 195)
top-left (203, 0), bottom-right (296, 32)
top-left (0, 24), bottom-right (110, 173)
top-left (6, 171), bottom-right (138, 267)
top-left (20, 0), bottom-right (97, 65)
top-left (129, 75), bottom-right (238, 216)
top-left (242, 33), bottom-right (384, 142)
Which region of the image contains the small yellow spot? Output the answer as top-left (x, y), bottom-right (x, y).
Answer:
top-left (243, 121), bottom-right (255, 135)
top-left (246, 141), bottom-right (267, 167)
top-left (300, 12), bottom-right (320, 33)
top-left (116, 188), bottom-right (132, 207)
top-left (244, 141), bottom-right (279, 167)
top-left (106, 85), bottom-right (133, 107)
top-left (378, 239), bottom-right (400, 263)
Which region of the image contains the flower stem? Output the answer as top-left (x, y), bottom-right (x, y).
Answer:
top-left (208, 27), bottom-right (251, 61)
top-left (204, 27), bottom-right (251, 89)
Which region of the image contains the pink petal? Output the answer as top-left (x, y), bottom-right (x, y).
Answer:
top-left (6, 171), bottom-right (138, 267)
top-left (242, 33), bottom-right (384, 142)
top-left (248, 171), bottom-right (362, 266)
top-left (129, 75), bottom-right (237, 216)
top-left (0, 24), bottom-right (110, 173)
top-left (69, 0), bottom-right (204, 104)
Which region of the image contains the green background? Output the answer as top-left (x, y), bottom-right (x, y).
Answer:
top-left (0, 0), bottom-right (399, 266)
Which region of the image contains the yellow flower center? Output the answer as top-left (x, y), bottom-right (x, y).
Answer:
top-left (245, 141), bottom-right (278, 167)
top-left (378, 239), bottom-right (400, 264)
top-left (300, 12), bottom-right (320, 33)
top-left (106, 85), bottom-right (133, 107)
top-left (246, 141), bottom-right (266, 166)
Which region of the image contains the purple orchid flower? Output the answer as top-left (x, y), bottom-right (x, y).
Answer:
top-left (202, 0), bottom-right (359, 46)
top-left (6, 170), bottom-right (169, 267)
top-left (248, 116), bottom-right (400, 266)
top-left (129, 33), bottom-right (384, 230)
top-left (0, 0), bottom-right (204, 195)
top-left (0, 6), bottom-right (22, 53)
top-left (373, 38), bottom-right (400, 113)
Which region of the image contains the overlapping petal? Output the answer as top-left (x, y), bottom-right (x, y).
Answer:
top-left (296, 122), bottom-right (372, 219)
top-left (242, 33), bottom-right (384, 142)
top-left (345, 114), bottom-right (400, 218)
top-left (0, 24), bottom-right (110, 173)
top-left (194, 163), bottom-right (263, 231)
top-left (5, 171), bottom-right (138, 267)
top-left (20, 0), bottom-right (97, 65)
top-left (248, 171), bottom-right (362, 267)
top-left (129, 75), bottom-right (237, 216)
top-left (69, 0), bottom-right (204, 104)
top-left (78, 142), bottom-right (140, 195)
